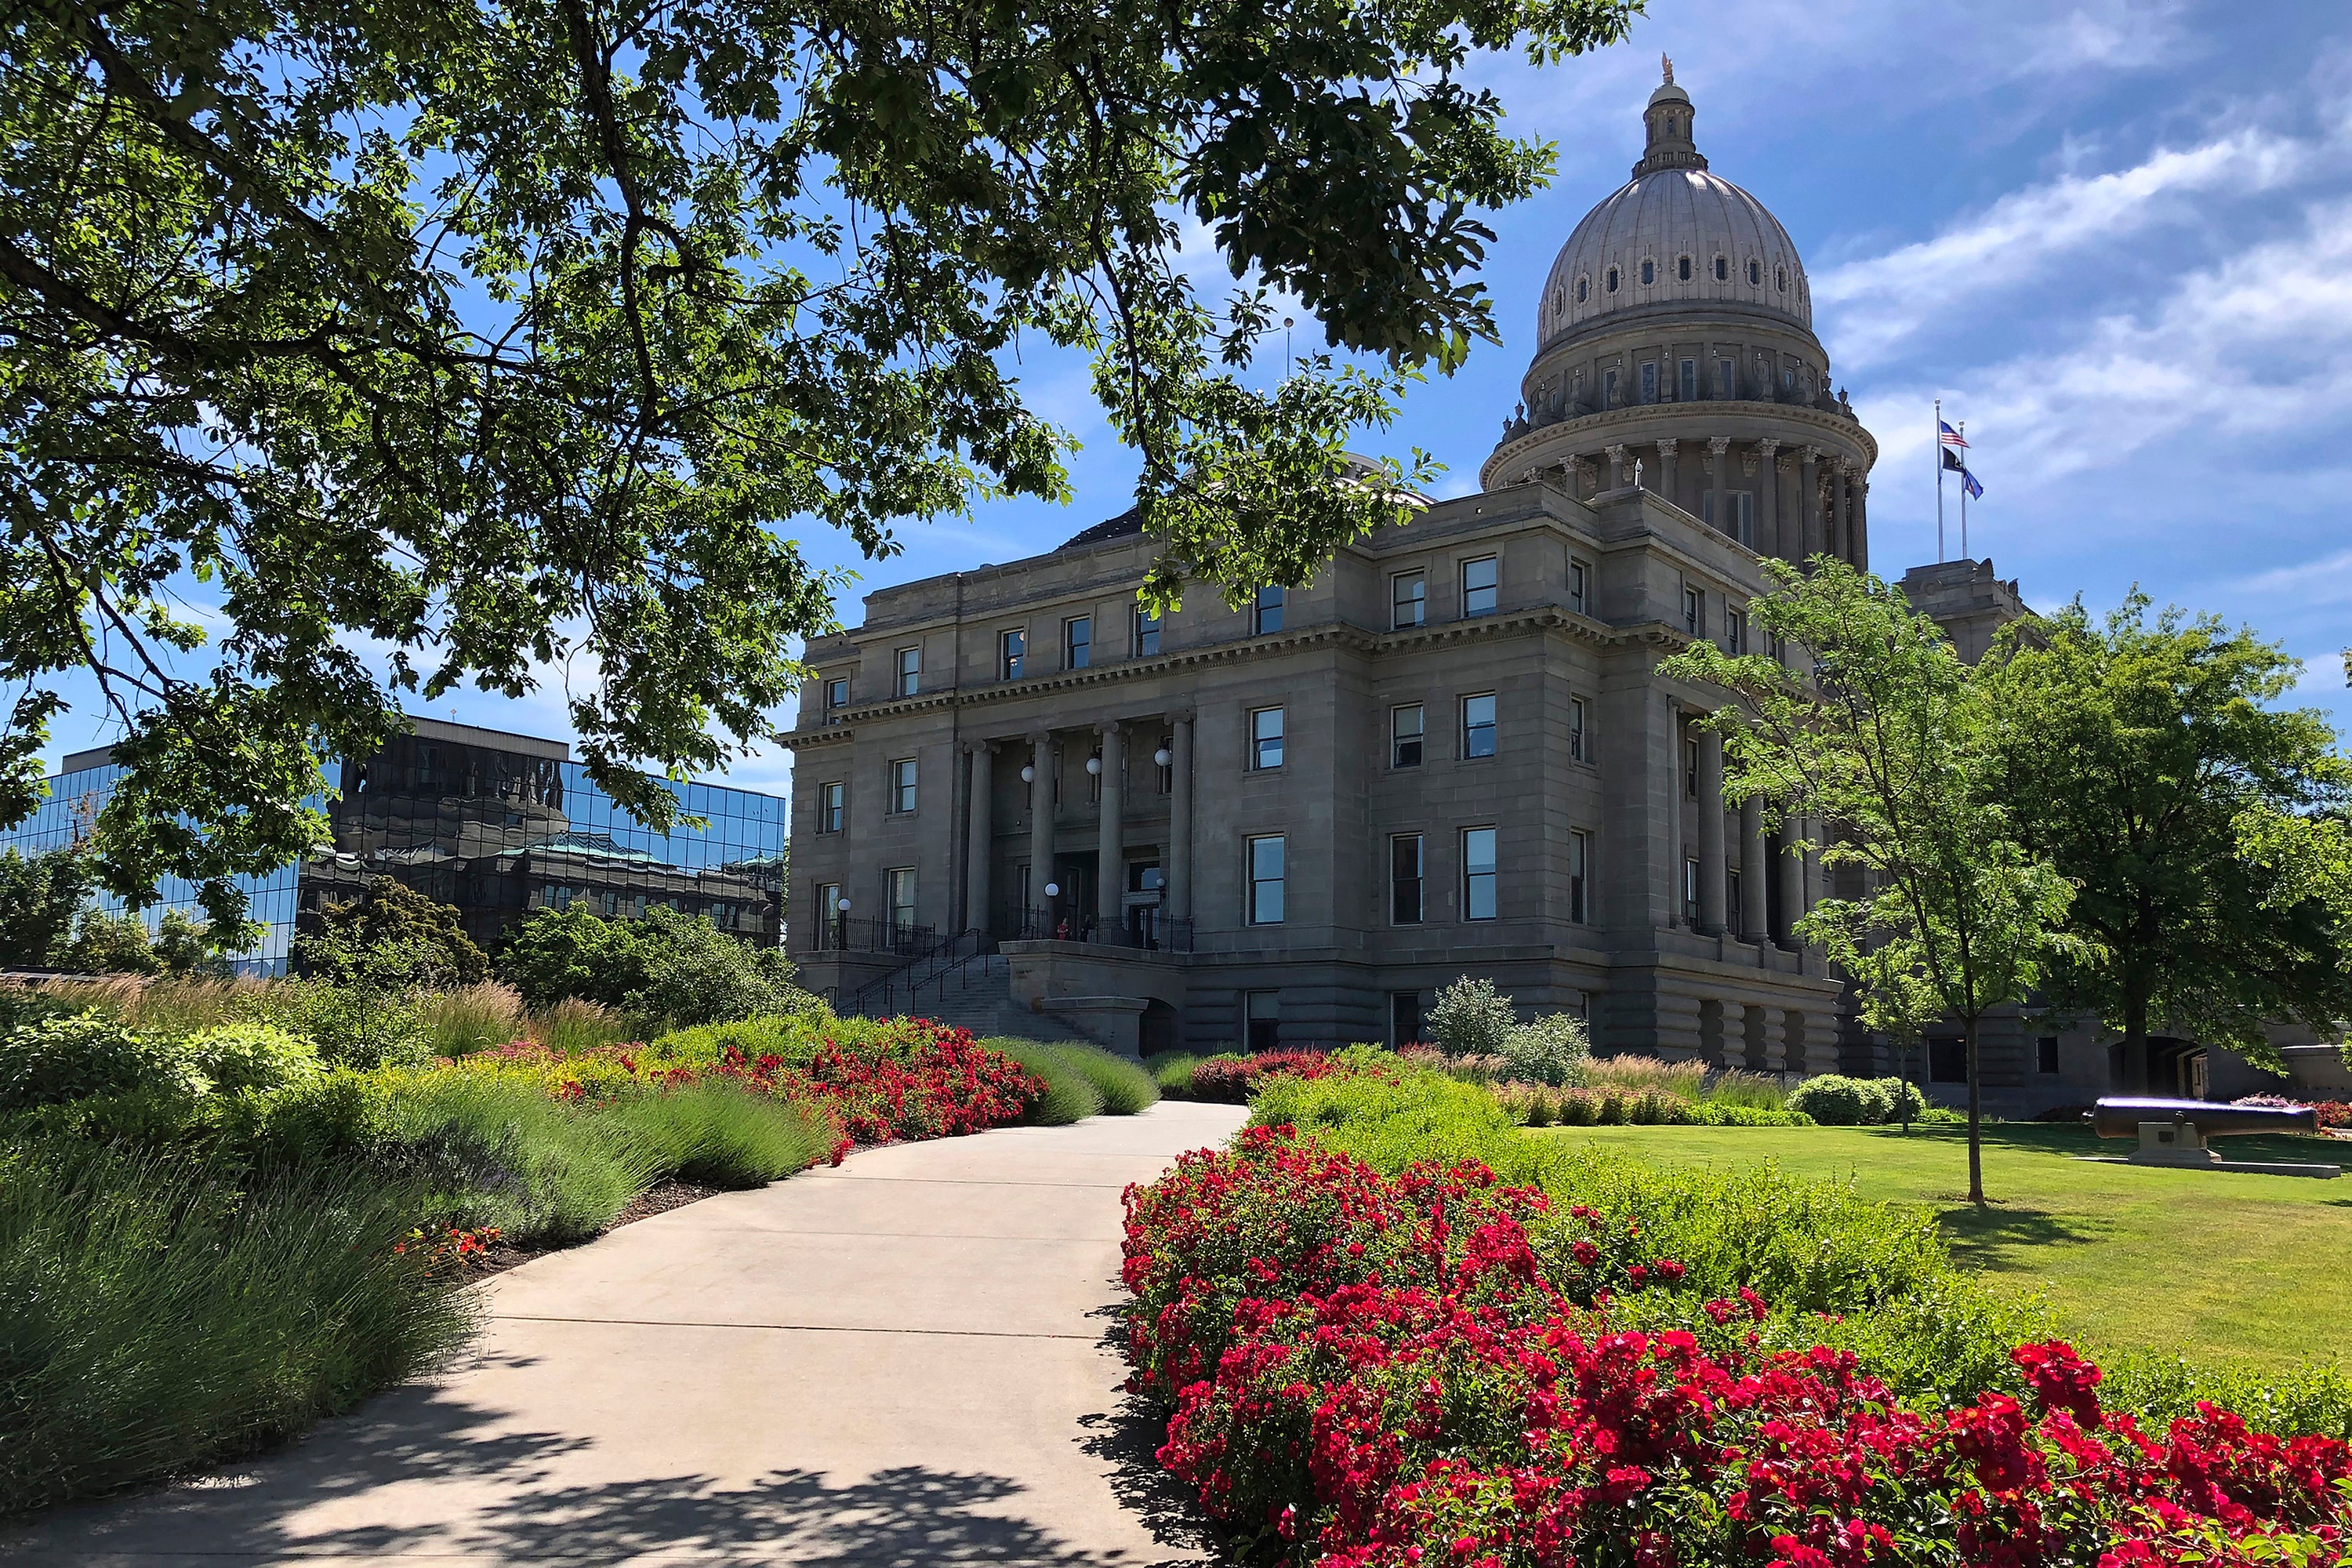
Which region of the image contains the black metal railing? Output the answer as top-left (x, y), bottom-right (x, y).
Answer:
top-left (995, 906), bottom-right (1192, 953)
top-left (814, 915), bottom-right (937, 956)
top-left (848, 926), bottom-right (988, 1018)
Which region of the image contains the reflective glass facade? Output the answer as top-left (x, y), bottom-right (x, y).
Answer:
top-left (2, 718), bottom-right (788, 974)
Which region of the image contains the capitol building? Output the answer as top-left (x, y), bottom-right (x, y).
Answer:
top-left (786, 68), bottom-right (2053, 1091)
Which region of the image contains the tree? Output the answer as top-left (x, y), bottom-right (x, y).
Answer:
top-left (0, 0), bottom-right (1638, 933)
top-left (1661, 560), bottom-right (2085, 1204)
top-left (0, 848), bottom-right (91, 968)
top-left (291, 877), bottom-right (490, 989)
top-left (59, 908), bottom-right (162, 975)
top-left (1976, 596), bottom-right (2352, 1078)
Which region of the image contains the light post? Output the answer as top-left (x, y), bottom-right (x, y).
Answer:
top-left (833, 895), bottom-right (850, 951)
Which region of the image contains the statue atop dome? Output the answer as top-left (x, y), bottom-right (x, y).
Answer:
top-left (1661, 53), bottom-right (1673, 85)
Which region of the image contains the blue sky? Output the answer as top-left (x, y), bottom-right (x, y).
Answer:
top-left (42, 0), bottom-right (2352, 805)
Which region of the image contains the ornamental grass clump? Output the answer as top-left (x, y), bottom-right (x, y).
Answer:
top-left (1119, 1123), bottom-right (2352, 1566)
top-left (0, 1141), bottom-right (477, 1515)
top-left (982, 1037), bottom-right (1104, 1125)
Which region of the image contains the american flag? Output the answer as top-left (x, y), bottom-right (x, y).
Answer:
top-left (1939, 419), bottom-right (1969, 450)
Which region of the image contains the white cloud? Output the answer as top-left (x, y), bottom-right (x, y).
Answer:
top-left (1818, 124), bottom-right (2325, 367)
top-left (1860, 197), bottom-right (2352, 490)
top-left (2232, 548), bottom-right (2352, 608)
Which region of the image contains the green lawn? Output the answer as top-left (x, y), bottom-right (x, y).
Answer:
top-left (1539, 1123), bottom-right (2352, 1372)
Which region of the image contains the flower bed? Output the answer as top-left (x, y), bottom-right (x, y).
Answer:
top-left (454, 1017), bottom-right (1046, 1160)
top-left (1184, 1049), bottom-right (1359, 1105)
top-left (1121, 1125), bottom-right (2352, 1566)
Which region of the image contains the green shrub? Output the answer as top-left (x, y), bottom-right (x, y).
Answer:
top-left (496, 906), bottom-right (811, 1028)
top-left (0, 1014), bottom-right (203, 1109)
top-left (593, 1080), bottom-right (830, 1187)
top-left (1053, 1043), bottom-right (1160, 1114)
top-left (185, 1022), bottom-right (322, 1093)
top-left (651, 1013), bottom-right (815, 1065)
top-left (1146, 1052), bottom-right (1205, 1098)
top-left (412, 982), bottom-right (528, 1058)
top-left (291, 877), bottom-right (491, 989)
top-left (1786, 1073), bottom-right (1876, 1125)
top-left (1426, 975), bottom-right (1515, 1056)
top-left (248, 981), bottom-right (432, 1070)
top-left (0, 1141), bottom-right (477, 1515)
top-left (981, 1037), bottom-right (1103, 1125)
top-left (372, 1072), bottom-right (654, 1243)
top-left (1498, 1011), bottom-right (1589, 1086)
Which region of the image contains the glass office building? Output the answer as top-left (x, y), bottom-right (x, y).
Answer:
top-left (6, 717), bottom-right (788, 974)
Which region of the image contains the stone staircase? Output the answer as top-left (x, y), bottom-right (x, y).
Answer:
top-left (860, 953), bottom-right (1098, 1045)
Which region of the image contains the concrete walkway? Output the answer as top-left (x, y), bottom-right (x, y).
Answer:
top-left (9, 1100), bottom-right (1248, 1567)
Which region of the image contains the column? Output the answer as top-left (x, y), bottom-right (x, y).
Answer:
top-left (1697, 726), bottom-right (1726, 935)
top-left (1755, 441), bottom-right (1780, 557)
top-left (1606, 444), bottom-right (1628, 489)
top-left (1027, 731), bottom-right (1054, 928)
top-left (1776, 817), bottom-right (1804, 950)
top-left (1167, 711), bottom-right (1194, 924)
top-left (1852, 474), bottom-right (1870, 568)
top-left (1740, 796), bottom-right (1769, 942)
top-left (964, 740), bottom-right (994, 933)
top-left (1707, 437), bottom-right (1730, 539)
top-left (1667, 704), bottom-right (1687, 928)
top-left (1655, 437), bottom-right (1678, 506)
top-left (1799, 446), bottom-right (1821, 563)
top-left (1095, 720), bottom-right (1124, 928)
top-left (1832, 462), bottom-right (1852, 561)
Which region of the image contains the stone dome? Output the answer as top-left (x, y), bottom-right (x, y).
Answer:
top-left (1534, 69), bottom-right (1810, 347)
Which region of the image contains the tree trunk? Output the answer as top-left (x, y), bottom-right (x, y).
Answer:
top-left (2121, 994), bottom-right (2149, 1094)
top-left (1964, 1014), bottom-right (1985, 1204)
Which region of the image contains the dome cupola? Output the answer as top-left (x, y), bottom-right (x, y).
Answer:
top-left (1533, 61), bottom-right (1810, 347)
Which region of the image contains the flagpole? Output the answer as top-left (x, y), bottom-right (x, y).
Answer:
top-left (1958, 419), bottom-right (1968, 561)
top-left (1934, 398), bottom-right (1945, 562)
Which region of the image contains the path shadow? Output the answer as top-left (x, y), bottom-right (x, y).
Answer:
top-left (5, 1340), bottom-right (1197, 1567)
top-left (1076, 1301), bottom-right (1216, 1562)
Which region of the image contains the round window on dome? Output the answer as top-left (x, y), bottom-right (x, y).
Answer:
top-left (1714, 255), bottom-right (1729, 282)
top-left (1606, 266), bottom-right (1619, 293)
top-left (1639, 258), bottom-right (1656, 286)
top-left (1577, 274), bottom-right (1589, 303)
top-left (1748, 258), bottom-right (1762, 286)
top-left (1676, 254), bottom-right (1692, 282)
top-left (1775, 266), bottom-right (1788, 292)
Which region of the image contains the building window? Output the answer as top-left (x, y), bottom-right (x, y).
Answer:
top-left (1725, 608), bottom-right (1745, 655)
top-left (826, 677), bottom-right (849, 715)
top-left (1391, 571), bottom-right (1426, 629)
top-left (2038, 1036), bottom-right (2060, 1075)
top-left (817, 882), bottom-right (843, 945)
top-left (1727, 868), bottom-right (1744, 933)
top-left (1462, 826), bottom-right (1498, 921)
top-left (1247, 835), bottom-right (1285, 925)
top-left (1134, 604), bottom-right (1160, 655)
top-left (1682, 584), bottom-right (1703, 637)
top-left (1569, 697), bottom-right (1589, 763)
top-left (1686, 736), bottom-right (1700, 799)
top-left (894, 646), bottom-right (920, 697)
top-left (1575, 274), bottom-right (1589, 303)
top-left (1639, 361), bottom-right (1658, 404)
top-left (1677, 253), bottom-right (1692, 282)
top-left (1245, 989), bottom-right (1280, 1051)
top-left (1640, 257), bottom-right (1656, 286)
top-left (1461, 692), bottom-right (1497, 759)
top-left (1929, 1036), bottom-right (1966, 1083)
top-left (1250, 706), bottom-right (1285, 771)
top-left (1570, 829), bottom-right (1592, 923)
top-left (1606, 265), bottom-right (1619, 293)
top-left (1390, 990), bottom-right (1425, 1048)
top-left (1684, 857), bottom-right (1701, 926)
top-left (1000, 628), bottom-right (1025, 681)
top-left (1064, 614), bottom-right (1091, 670)
top-left (889, 757), bottom-right (917, 814)
top-left (1748, 257), bottom-right (1762, 285)
top-left (1254, 584), bottom-right (1285, 635)
top-left (1602, 368), bottom-right (1619, 406)
top-left (887, 867), bottom-right (916, 935)
top-left (1679, 358), bottom-right (1697, 401)
top-left (1716, 356), bottom-right (1736, 399)
top-left (1461, 555), bottom-right (1497, 617)
top-left (1391, 703), bottom-right (1425, 768)
top-left (1567, 559), bottom-right (1589, 615)
top-left (1713, 254), bottom-right (1729, 282)
top-left (1776, 265), bottom-right (1788, 292)
top-left (818, 780), bottom-right (844, 833)
top-left (1391, 833), bottom-right (1425, 924)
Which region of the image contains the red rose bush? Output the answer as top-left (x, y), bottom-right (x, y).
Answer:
top-left (1122, 1125), bottom-right (2352, 1566)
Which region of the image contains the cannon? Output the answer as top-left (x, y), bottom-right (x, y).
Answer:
top-left (2088, 1097), bottom-right (2336, 1178)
